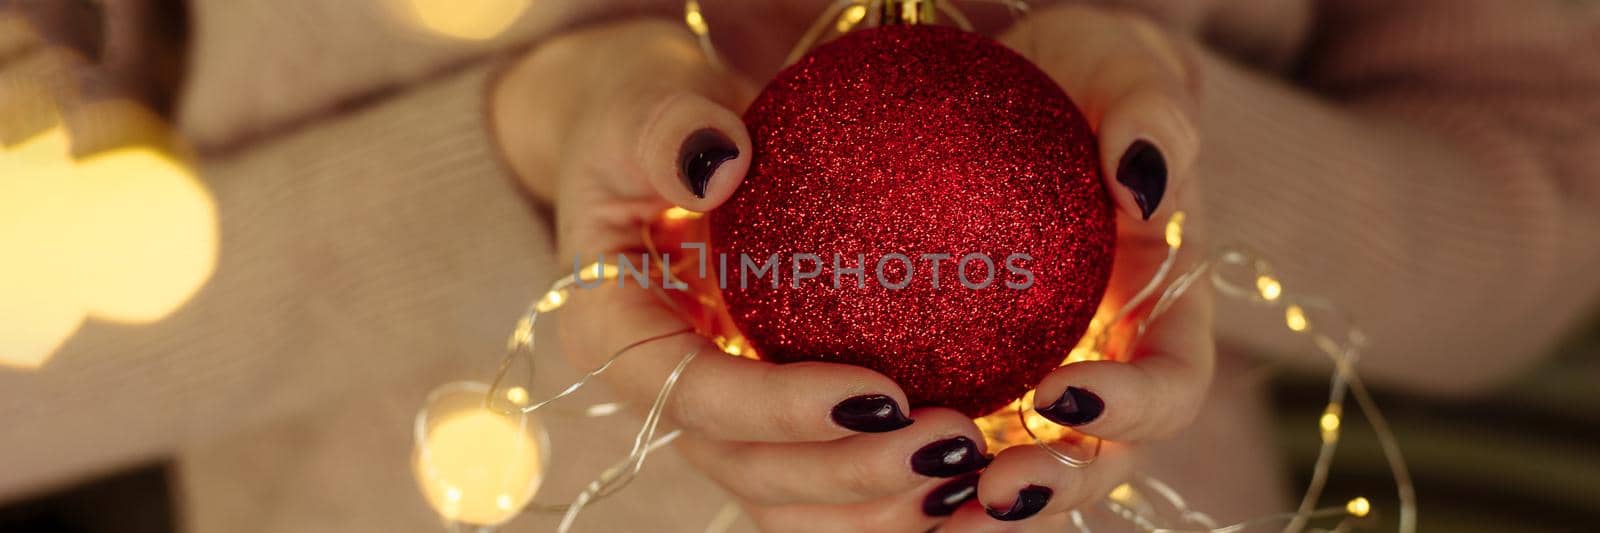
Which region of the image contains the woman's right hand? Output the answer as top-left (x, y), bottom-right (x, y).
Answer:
top-left (491, 19), bottom-right (992, 532)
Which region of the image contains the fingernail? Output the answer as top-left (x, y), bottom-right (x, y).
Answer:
top-left (986, 485), bottom-right (1052, 521)
top-left (1116, 139), bottom-right (1167, 220)
top-left (679, 128), bottom-right (738, 198)
top-left (922, 473), bottom-right (980, 517)
top-left (1037, 386), bottom-right (1104, 427)
top-left (831, 394), bottom-right (913, 433)
top-left (911, 436), bottom-right (991, 478)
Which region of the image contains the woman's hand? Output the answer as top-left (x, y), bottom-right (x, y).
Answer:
top-left (939, 5), bottom-right (1215, 531)
top-left (492, 20), bottom-right (994, 532)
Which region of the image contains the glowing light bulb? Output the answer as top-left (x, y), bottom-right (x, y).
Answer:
top-left (69, 145), bottom-right (218, 322)
top-left (684, 0), bottom-right (709, 36)
top-left (1108, 483), bottom-right (1135, 504)
top-left (1, 128), bottom-right (85, 369)
top-left (407, 0), bottom-right (529, 40)
top-left (1256, 275), bottom-right (1282, 301)
top-left (534, 288), bottom-right (568, 313)
top-left (1319, 404), bottom-right (1342, 443)
top-left (1164, 212), bottom-right (1185, 248)
top-left (837, 4), bottom-right (868, 32)
top-left (414, 406), bottom-right (543, 526)
top-left (577, 262), bottom-right (620, 282)
top-left (506, 386), bottom-right (529, 406)
top-left (0, 122), bottom-right (216, 369)
top-left (1285, 304), bottom-right (1309, 332)
top-left (1346, 496), bottom-right (1371, 517)
top-left (713, 335), bottom-right (751, 358)
top-left (663, 206), bottom-right (701, 221)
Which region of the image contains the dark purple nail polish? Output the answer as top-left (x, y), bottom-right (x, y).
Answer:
top-left (831, 394), bottom-right (913, 433)
top-left (986, 485), bottom-right (1052, 521)
top-left (1116, 139), bottom-right (1166, 220)
top-left (922, 473), bottom-right (980, 517)
top-left (911, 436), bottom-right (990, 478)
top-left (679, 128), bottom-right (738, 198)
top-left (1037, 386), bottom-right (1104, 427)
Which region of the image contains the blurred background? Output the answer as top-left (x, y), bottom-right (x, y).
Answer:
top-left (1, 0), bottom-right (1597, 532)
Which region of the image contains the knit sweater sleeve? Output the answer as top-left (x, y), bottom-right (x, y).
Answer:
top-left (1204, 0), bottom-right (1600, 394)
top-left (0, 64), bottom-right (557, 499)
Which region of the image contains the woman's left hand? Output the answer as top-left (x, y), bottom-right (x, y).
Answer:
top-left (941, 5), bottom-right (1215, 530)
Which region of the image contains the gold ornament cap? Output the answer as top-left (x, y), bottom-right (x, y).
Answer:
top-left (875, 0), bottom-right (938, 26)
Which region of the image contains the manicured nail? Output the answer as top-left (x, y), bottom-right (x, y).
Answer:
top-left (831, 394), bottom-right (913, 433)
top-left (1116, 139), bottom-right (1166, 220)
top-left (911, 436), bottom-right (991, 478)
top-left (1037, 386), bottom-right (1104, 427)
top-left (922, 473), bottom-right (980, 517)
top-left (986, 485), bottom-right (1052, 521)
top-left (678, 128), bottom-right (738, 198)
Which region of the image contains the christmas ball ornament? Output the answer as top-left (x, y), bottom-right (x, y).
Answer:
top-left (710, 22), bottom-right (1114, 417)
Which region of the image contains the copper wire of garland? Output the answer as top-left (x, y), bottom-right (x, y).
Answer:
top-left (467, 222), bottom-right (700, 529)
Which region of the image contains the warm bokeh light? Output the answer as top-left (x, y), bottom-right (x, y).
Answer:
top-left (837, 4), bottom-right (868, 33)
top-left (683, 0), bottom-right (709, 37)
top-left (662, 206), bottom-right (701, 221)
top-left (712, 334), bottom-right (750, 358)
top-left (1346, 496), bottom-right (1372, 518)
top-left (1285, 304), bottom-right (1309, 332)
top-left (1256, 275), bottom-right (1282, 301)
top-left (1164, 211), bottom-right (1185, 248)
top-left (66, 145), bottom-right (217, 322)
top-left (1319, 404), bottom-right (1342, 443)
top-left (0, 124), bottom-right (217, 369)
top-left (576, 262), bottom-right (621, 283)
top-left (406, 0), bottom-right (530, 41)
top-left (1108, 482), bottom-right (1135, 504)
top-left (0, 131), bottom-right (87, 368)
top-left (533, 288), bottom-right (567, 313)
top-left (414, 407), bottom-right (543, 526)
top-left (505, 386), bottom-right (529, 407)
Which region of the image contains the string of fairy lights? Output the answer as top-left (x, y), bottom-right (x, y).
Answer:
top-left (408, 2), bottom-right (1417, 532)
top-left (448, 206), bottom-right (1415, 532)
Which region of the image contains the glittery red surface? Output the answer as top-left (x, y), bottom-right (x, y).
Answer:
top-left (710, 25), bottom-right (1114, 417)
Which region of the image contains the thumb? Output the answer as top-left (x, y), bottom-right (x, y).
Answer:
top-left (494, 18), bottom-right (754, 211)
top-left (1001, 6), bottom-right (1200, 228)
top-left (596, 88), bottom-right (752, 212)
top-left (563, 21), bottom-right (756, 211)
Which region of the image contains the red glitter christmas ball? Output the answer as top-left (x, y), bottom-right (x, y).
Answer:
top-left (709, 24), bottom-right (1114, 417)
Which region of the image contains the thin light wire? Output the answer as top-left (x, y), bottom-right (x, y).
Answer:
top-left (684, 0), bottom-right (724, 71)
top-left (510, 326), bottom-right (693, 415)
top-left (1070, 510), bottom-right (1094, 533)
top-left (526, 225), bottom-right (716, 525)
top-left (465, 242), bottom-right (699, 523)
top-left (937, 1), bottom-right (976, 31)
top-left (1097, 241), bottom-right (1416, 533)
top-left (784, 0), bottom-right (862, 66)
top-left (555, 351), bottom-right (697, 533)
